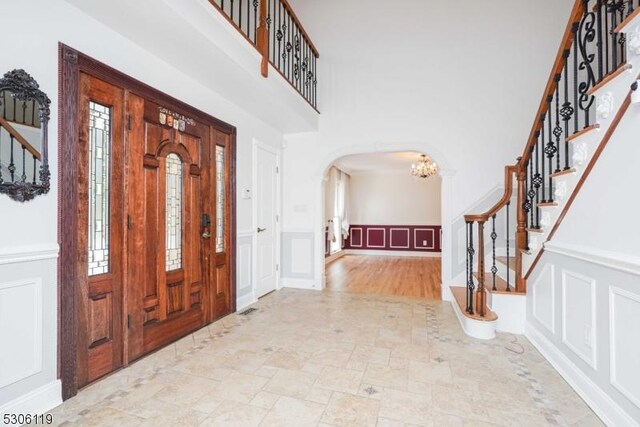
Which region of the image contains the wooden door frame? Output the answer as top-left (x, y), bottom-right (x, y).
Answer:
top-left (58, 43), bottom-right (237, 400)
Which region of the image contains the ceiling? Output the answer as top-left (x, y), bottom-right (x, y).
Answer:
top-left (333, 151), bottom-right (434, 174)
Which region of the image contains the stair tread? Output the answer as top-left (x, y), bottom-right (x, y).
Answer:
top-left (538, 201), bottom-right (558, 208)
top-left (550, 168), bottom-right (576, 178)
top-left (587, 62), bottom-right (632, 96)
top-left (495, 256), bottom-right (516, 270)
top-left (474, 272), bottom-right (524, 295)
top-left (566, 124), bottom-right (600, 142)
top-left (526, 227), bottom-right (544, 233)
top-left (450, 286), bottom-right (498, 322)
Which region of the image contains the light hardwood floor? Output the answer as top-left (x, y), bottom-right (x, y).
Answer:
top-left (325, 254), bottom-right (442, 299)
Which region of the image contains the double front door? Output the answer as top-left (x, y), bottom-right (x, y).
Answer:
top-left (76, 73), bottom-right (233, 387)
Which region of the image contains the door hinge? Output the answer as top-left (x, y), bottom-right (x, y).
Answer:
top-left (127, 314), bottom-right (132, 329)
top-left (276, 214), bottom-right (279, 223)
top-left (127, 215), bottom-right (133, 230)
top-left (276, 166), bottom-right (279, 173)
top-left (127, 115), bottom-right (132, 130)
top-left (276, 264), bottom-right (279, 272)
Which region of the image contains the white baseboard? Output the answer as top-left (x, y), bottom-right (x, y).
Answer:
top-left (344, 249), bottom-right (441, 258)
top-left (0, 380), bottom-right (62, 418)
top-left (525, 323), bottom-right (638, 427)
top-left (236, 293), bottom-right (257, 311)
top-left (324, 250), bottom-right (346, 265)
top-left (281, 278), bottom-right (321, 290)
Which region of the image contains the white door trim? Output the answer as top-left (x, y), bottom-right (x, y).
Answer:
top-left (252, 139), bottom-right (282, 299)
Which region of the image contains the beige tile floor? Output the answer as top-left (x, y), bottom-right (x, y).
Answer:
top-left (50, 289), bottom-right (603, 426)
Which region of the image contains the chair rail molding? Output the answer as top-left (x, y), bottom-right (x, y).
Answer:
top-left (0, 244), bottom-right (60, 265)
top-left (545, 241), bottom-right (640, 276)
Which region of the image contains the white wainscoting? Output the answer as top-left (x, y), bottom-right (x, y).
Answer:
top-left (281, 231), bottom-right (316, 289)
top-left (0, 278), bottom-right (42, 388)
top-left (0, 247), bottom-right (60, 416)
top-left (236, 231), bottom-right (256, 311)
top-left (561, 269), bottom-right (597, 370)
top-left (609, 286), bottom-right (640, 408)
top-left (531, 263), bottom-right (555, 334)
top-left (526, 249), bottom-right (640, 425)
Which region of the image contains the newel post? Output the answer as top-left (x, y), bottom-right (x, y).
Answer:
top-left (257, 0), bottom-right (269, 77)
top-left (515, 163), bottom-right (527, 293)
top-left (475, 221), bottom-right (486, 317)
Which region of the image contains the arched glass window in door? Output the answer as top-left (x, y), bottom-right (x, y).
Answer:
top-left (166, 153), bottom-right (183, 271)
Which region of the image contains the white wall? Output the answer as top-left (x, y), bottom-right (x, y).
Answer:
top-left (279, 0), bottom-right (574, 289)
top-left (0, 0), bottom-right (317, 414)
top-left (349, 171), bottom-right (441, 225)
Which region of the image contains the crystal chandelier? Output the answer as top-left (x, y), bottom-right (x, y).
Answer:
top-left (411, 154), bottom-right (438, 178)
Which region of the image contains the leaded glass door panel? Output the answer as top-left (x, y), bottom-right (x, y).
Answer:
top-left (76, 74), bottom-right (125, 387)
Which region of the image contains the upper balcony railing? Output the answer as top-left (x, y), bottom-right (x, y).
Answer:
top-left (208, 0), bottom-right (319, 110)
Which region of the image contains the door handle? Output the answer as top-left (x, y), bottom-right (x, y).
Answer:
top-left (257, 227), bottom-right (267, 233)
top-left (202, 231), bottom-right (211, 239)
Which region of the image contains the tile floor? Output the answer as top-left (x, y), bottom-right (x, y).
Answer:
top-left (50, 289), bottom-right (603, 426)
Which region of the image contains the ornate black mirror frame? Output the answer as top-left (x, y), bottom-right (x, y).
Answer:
top-left (0, 69), bottom-right (51, 202)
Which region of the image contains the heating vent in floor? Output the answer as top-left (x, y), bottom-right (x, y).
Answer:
top-left (239, 307), bottom-right (257, 316)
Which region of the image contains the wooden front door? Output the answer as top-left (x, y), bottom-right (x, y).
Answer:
top-left (74, 71), bottom-right (233, 389)
top-left (76, 73), bottom-right (126, 386)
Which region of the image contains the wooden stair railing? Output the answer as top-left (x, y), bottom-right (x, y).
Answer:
top-left (207, 0), bottom-right (319, 110)
top-left (463, 0), bottom-right (640, 319)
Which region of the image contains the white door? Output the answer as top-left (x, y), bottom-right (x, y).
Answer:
top-left (255, 143), bottom-right (279, 298)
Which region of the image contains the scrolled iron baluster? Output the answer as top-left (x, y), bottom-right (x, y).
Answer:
top-left (466, 221), bottom-right (475, 314)
top-left (560, 50), bottom-right (573, 170)
top-left (578, 7), bottom-right (597, 128)
top-left (20, 146), bottom-right (26, 182)
top-left (9, 134), bottom-right (15, 182)
top-left (491, 215), bottom-right (498, 291)
top-left (545, 102), bottom-right (557, 199)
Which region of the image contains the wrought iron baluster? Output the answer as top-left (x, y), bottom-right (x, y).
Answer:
top-left (287, 13), bottom-right (293, 81)
top-left (230, 0), bottom-right (235, 21)
top-left (597, 0), bottom-right (604, 81)
top-left (560, 52), bottom-right (574, 171)
top-left (579, 6), bottom-right (597, 128)
top-left (9, 134), bottom-right (15, 182)
top-left (20, 146), bottom-right (26, 182)
top-left (491, 215), bottom-right (497, 291)
top-left (253, 0), bottom-right (259, 42)
top-left (506, 201), bottom-right (511, 292)
top-left (247, 0), bottom-right (251, 36)
top-left (277, 2), bottom-right (282, 70)
top-left (572, 22), bottom-right (580, 134)
top-left (545, 102), bottom-right (556, 199)
top-left (527, 148), bottom-right (536, 229)
top-left (238, 0), bottom-right (243, 32)
top-left (466, 221), bottom-right (475, 314)
top-left (540, 115), bottom-right (546, 202)
top-left (221, 0), bottom-right (225, 13)
top-left (534, 133), bottom-right (542, 226)
top-left (32, 155), bottom-right (37, 184)
top-left (554, 77), bottom-right (562, 173)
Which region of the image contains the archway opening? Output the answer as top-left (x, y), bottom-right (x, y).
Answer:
top-left (321, 151), bottom-right (444, 299)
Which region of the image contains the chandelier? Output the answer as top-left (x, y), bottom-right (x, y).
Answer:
top-left (411, 154), bottom-right (438, 178)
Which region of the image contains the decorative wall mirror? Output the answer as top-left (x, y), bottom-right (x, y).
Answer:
top-left (0, 69), bottom-right (50, 202)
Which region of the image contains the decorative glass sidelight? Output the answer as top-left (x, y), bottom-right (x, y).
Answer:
top-left (165, 153), bottom-right (183, 271)
top-left (88, 102), bottom-right (111, 276)
top-left (215, 145), bottom-right (225, 253)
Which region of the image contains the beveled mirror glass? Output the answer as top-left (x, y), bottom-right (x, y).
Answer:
top-left (0, 69), bottom-right (50, 202)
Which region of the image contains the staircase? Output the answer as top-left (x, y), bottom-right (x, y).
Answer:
top-left (451, 0), bottom-right (640, 339)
